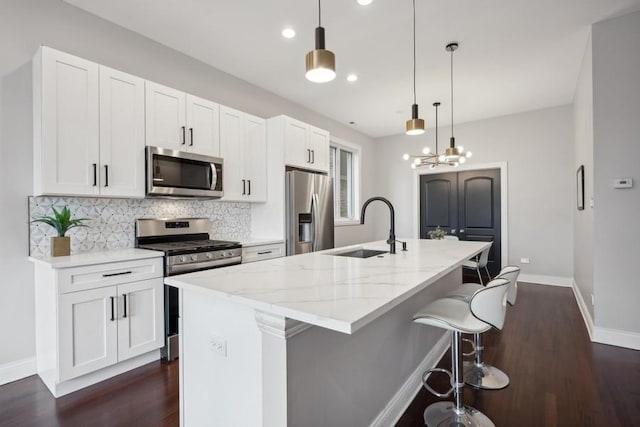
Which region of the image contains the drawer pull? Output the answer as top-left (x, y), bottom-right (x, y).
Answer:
top-left (122, 293), bottom-right (128, 318)
top-left (110, 296), bottom-right (115, 321)
top-left (257, 251), bottom-right (273, 255)
top-left (102, 271), bottom-right (133, 278)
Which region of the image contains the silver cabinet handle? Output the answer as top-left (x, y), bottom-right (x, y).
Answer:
top-left (257, 250), bottom-right (272, 255)
top-left (451, 229), bottom-right (456, 234)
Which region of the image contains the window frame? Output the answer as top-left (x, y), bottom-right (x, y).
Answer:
top-left (329, 137), bottom-right (361, 226)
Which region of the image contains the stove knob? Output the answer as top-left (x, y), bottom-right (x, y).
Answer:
top-left (190, 254), bottom-right (198, 262)
top-left (179, 256), bottom-right (187, 263)
top-left (206, 253), bottom-right (213, 260)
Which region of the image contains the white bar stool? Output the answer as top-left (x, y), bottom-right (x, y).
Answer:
top-left (446, 266), bottom-right (520, 390)
top-left (413, 277), bottom-right (510, 427)
top-left (462, 245), bottom-right (492, 285)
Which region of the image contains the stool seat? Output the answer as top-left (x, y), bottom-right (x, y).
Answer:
top-left (413, 298), bottom-right (490, 334)
top-left (446, 282), bottom-right (484, 301)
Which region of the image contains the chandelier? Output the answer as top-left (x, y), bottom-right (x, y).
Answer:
top-left (403, 42), bottom-right (473, 169)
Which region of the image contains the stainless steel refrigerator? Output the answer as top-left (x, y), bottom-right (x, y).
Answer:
top-left (286, 169), bottom-right (335, 255)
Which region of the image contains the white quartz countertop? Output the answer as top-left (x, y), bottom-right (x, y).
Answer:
top-left (166, 239), bottom-right (490, 334)
top-left (29, 248), bottom-right (163, 268)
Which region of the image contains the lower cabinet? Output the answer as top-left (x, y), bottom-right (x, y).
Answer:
top-left (33, 253), bottom-right (165, 397)
top-left (241, 242), bottom-right (285, 264)
top-left (58, 278), bottom-right (164, 382)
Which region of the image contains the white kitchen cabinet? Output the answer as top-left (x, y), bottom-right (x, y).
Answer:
top-left (280, 115), bottom-right (330, 173)
top-left (99, 66), bottom-right (146, 197)
top-left (32, 251), bottom-right (164, 397)
top-left (145, 81), bottom-right (220, 156)
top-left (33, 46), bottom-right (100, 196)
top-left (241, 241), bottom-right (285, 263)
top-left (33, 47), bottom-right (145, 197)
top-left (219, 105), bottom-right (266, 202)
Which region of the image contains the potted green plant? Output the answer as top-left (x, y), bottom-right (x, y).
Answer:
top-left (32, 206), bottom-right (89, 257)
top-left (427, 226), bottom-right (446, 240)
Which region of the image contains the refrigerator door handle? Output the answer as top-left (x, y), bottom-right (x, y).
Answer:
top-left (311, 193), bottom-right (319, 252)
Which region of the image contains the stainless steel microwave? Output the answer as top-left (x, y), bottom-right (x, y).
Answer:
top-left (146, 146), bottom-right (223, 198)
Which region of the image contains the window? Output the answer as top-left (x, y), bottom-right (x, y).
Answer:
top-left (329, 139), bottom-right (361, 225)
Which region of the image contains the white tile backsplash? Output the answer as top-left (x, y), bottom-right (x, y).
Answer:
top-left (29, 197), bottom-right (251, 257)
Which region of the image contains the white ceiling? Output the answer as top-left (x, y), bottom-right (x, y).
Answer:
top-left (64, 0), bottom-right (640, 138)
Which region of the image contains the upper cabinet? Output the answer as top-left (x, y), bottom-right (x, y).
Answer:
top-left (219, 106), bottom-right (266, 202)
top-left (33, 47), bottom-right (145, 197)
top-left (280, 116), bottom-right (330, 173)
top-left (145, 81), bottom-right (220, 157)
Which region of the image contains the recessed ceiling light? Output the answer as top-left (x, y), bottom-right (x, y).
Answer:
top-left (357, 0), bottom-right (373, 5)
top-left (347, 73), bottom-right (358, 82)
top-left (282, 28), bottom-right (296, 39)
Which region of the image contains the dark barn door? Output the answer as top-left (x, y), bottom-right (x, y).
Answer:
top-left (420, 168), bottom-right (502, 276)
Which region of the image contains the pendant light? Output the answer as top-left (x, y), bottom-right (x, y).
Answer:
top-left (443, 42), bottom-right (472, 164)
top-left (305, 0), bottom-right (336, 83)
top-left (405, 0), bottom-right (425, 135)
top-left (403, 102), bottom-right (446, 168)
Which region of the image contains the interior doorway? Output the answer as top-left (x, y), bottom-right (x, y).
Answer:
top-left (419, 168), bottom-right (502, 277)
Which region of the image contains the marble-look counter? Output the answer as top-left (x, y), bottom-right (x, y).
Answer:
top-left (166, 238), bottom-right (489, 334)
top-left (29, 248), bottom-right (162, 268)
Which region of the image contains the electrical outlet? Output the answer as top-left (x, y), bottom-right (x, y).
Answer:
top-left (210, 336), bottom-right (227, 357)
top-left (520, 258), bottom-right (530, 264)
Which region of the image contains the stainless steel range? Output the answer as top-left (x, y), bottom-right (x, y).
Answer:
top-left (135, 218), bottom-right (242, 360)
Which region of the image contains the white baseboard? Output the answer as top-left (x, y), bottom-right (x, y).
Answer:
top-left (593, 326), bottom-right (640, 350)
top-left (518, 274), bottom-right (573, 287)
top-left (0, 357), bottom-right (37, 386)
top-left (571, 279), bottom-right (594, 340)
top-left (369, 331), bottom-right (450, 427)
top-left (571, 280), bottom-right (640, 350)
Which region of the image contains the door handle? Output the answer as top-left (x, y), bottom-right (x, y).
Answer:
top-left (189, 128), bottom-right (194, 146)
top-left (311, 150), bottom-right (315, 164)
top-left (110, 296), bottom-right (115, 321)
top-left (92, 163), bottom-right (97, 186)
top-left (104, 165), bottom-right (109, 187)
top-left (459, 229), bottom-right (465, 233)
top-left (307, 149), bottom-right (311, 163)
top-left (242, 179), bottom-right (246, 195)
top-left (451, 229), bottom-right (456, 234)
top-left (311, 193), bottom-right (319, 252)
top-left (247, 179), bottom-right (251, 196)
top-left (122, 293), bottom-right (127, 318)
top-left (181, 126), bottom-right (186, 145)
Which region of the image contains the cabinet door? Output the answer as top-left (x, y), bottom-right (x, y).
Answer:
top-left (284, 117), bottom-right (309, 169)
top-left (308, 126), bottom-right (330, 173)
top-left (38, 47), bottom-right (100, 196)
top-left (58, 286), bottom-right (118, 382)
top-left (145, 81), bottom-right (186, 150)
top-left (186, 94), bottom-right (220, 157)
top-left (117, 279), bottom-right (164, 361)
top-left (99, 66), bottom-right (146, 197)
top-left (219, 105), bottom-right (246, 201)
top-left (245, 115), bottom-right (266, 202)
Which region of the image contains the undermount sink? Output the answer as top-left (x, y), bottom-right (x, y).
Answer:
top-left (331, 248), bottom-right (388, 258)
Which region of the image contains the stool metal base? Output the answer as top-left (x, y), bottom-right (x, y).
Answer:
top-left (463, 361), bottom-right (509, 390)
top-left (424, 401), bottom-right (494, 427)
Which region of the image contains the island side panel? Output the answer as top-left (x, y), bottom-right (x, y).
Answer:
top-left (285, 268), bottom-right (461, 427)
top-left (180, 288), bottom-right (262, 427)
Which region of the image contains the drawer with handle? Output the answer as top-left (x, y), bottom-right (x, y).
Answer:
top-left (241, 243), bottom-right (285, 264)
top-left (57, 257), bottom-right (163, 294)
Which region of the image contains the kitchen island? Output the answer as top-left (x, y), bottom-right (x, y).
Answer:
top-left (166, 238), bottom-right (490, 427)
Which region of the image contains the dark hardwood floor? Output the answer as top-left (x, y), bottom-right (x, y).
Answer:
top-left (1, 283), bottom-right (639, 427)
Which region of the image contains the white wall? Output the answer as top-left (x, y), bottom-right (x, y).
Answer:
top-left (375, 106), bottom-right (575, 279)
top-left (0, 0), bottom-right (377, 370)
top-left (592, 11), bottom-right (640, 334)
top-left (573, 35), bottom-right (595, 320)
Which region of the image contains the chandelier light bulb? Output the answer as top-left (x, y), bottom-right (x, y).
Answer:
top-left (459, 157), bottom-right (466, 164)
top-left (438, 154), bottom-right (445, 162)
top-left (422, 147), bottom-right (430, 155)
top-left (411, 163), bottom-right (417, 169)
top-left (414, 158), bottom-right (421, 165)
top-left (453, 162), bottom-right (459, 167)
top-left (402, 153), bottom-right (410, 160)
top-left (457, 146), bottom-right (464, 153)
top-left (466, 151), bottom-right (472, 158)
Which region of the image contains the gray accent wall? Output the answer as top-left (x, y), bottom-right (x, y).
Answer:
top-left (0, 0), bottom-right (377, 369)
top-left (592, 11), bottom-right (640, 335)
top-left (375, 106), bottom-right (575, 280)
